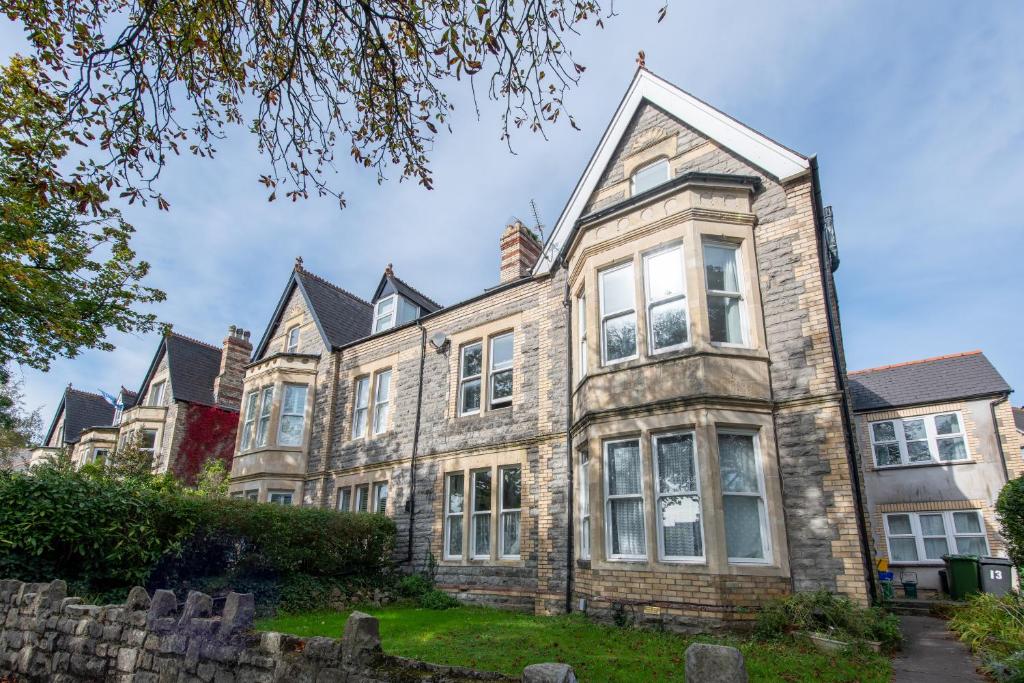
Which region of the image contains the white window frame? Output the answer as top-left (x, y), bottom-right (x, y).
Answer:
top-left (458, 342), bottom-right (483, 416)
top-left (352, 376), bottom-right (370, 438)
top-left (603, 437), bottom-right (647, 561)
top-left (148, 380), bottom-right (165, 406)
top-left (355, 483), bottom-right (370, 513)
top-left (498, 465), bottom-right (521, 560)
top-left (276, 383), bottom-right (308, 447)
top-left (869, 411), bottom-right (971, 468)
top-left (268, 491), bottom-right (293, 506)
top-left (138, 429), bottom-right (158, 460)
top-left (643, 244), bottom-right (689, 355)
top-left (576, 292), bottom-right (588, 382)
top-left (337, 487), bottom-right (352, 512)
top-left (653, 431), bottom-right (705, 563)
top-left (470, 469), bottom-right (493, 559)
top-left (703, 241), bottom-right (748, 347)
top-left (444, 473), bottom-right (465, 560)
top-left (285, 325), bottom-right (300, 353)
top-left (373, 294), bottom-right (397, 333)
top-left (373, 481), bottom-right (388, 514)
top-left (255, 385), bottom-right (274, 447)
top-left (630, 158), bottom-right (669, 196)
top-left (91, 448), bottom-right (109, 465)
top-left (718, 429), bottom-right (772, 565)
top-left (579, 451), bottom-right (591, 560)
top-left (883, 510), bottom-right (990, 565)
top-left (599, 262), bottom-right (639, 366)
top-left (488, 333), bottom-right (514, 409)
top-left (240, 391), bottom-right (258, 450)
top-left (372, 369), bottom-right (392, 435)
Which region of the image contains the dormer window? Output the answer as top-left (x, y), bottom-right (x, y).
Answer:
top-left (285, 325), bottom-right (300, 353)
top-left (147, 380), bottom-right (165, 407)
top-left (631, 158), bottom-right (669, 196)
top-left (373, 294), bottom-right (420, 333)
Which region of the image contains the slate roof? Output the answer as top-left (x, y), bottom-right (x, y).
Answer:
top-left (297, 270), bottom-right (375, 348)
top-left (119, 387), bottom-right (139, 410)
top-left (849, 351), bottom-right (1012, 412)
top-left (43, 387), bottom-right (116, 445)
top-left (138, 333), bottom-right (223, 407)
top-left (1013, 407), bottom-right (1024, 433)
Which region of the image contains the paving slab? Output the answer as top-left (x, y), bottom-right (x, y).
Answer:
top-left (892, 615), bottom-right (984, 682)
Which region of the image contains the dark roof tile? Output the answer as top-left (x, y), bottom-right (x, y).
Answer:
top-left (1013, 407), bottom-right (1024, 433)
top-left (296, 270), bottom-right (373, 349)
top-left (163, 334), bottom-right (223, 405)
top-left (60, 388), bottom-right (116, 443)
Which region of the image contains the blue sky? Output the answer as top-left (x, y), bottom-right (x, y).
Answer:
top-left (5, 1), bottom-right (1023, 424)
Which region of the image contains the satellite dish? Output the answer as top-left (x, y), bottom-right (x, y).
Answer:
top-left (429, 332), bottom-right (449, 351)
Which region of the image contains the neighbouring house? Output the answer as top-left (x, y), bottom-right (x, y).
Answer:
top-left (227, 67), bottom-right (871, 628)
top-left (34, 385), bottom-right (135, 466)
top-left (849, 350), bottom-right (1020, 594)
top-left (1014, 406), bottom-right (1024, 460)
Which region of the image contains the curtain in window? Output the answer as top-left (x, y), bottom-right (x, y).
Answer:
top-left (719, 434), bottom-right (765, 560)
top-left (656, 434), bottom-right (701, 558)
top-left (608, 441), bottom-right (644, 556)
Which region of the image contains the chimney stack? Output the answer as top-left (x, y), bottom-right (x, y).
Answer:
top-left (499, 220), bottom-right (542, 283)
top-left (214, 325), bottom-right (252, 410)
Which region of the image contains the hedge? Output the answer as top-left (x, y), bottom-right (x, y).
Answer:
top-left (996, 476), bottom-right (1024, 569)
top-left (0, 468), bottom-right (396, 604)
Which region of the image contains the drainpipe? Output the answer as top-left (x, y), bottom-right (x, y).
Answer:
top-left (561, 257), bottom-right (575, 614)
top-left (809, 157), bottom-right (877, 604)
top-left (990, 394), bottom-right (1012, 482)
top-left (405, 322), bottom-right (429, 565)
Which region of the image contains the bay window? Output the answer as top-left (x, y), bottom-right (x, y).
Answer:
top-left (499, 466), bottom-right (521, 558)
top-left (869, 412), bottom-right (969, 467)
top-left (277, 384), bottom-right (308, 446)
top-left (138, 429), bottom-right (158, 460)
top-left (704, 243), bottom-right (745, 345)
top-left (654, 432), bottom-right (703, 561)
top-left (372, 370), bottom-right (392, 434)
top-left (255, 386), bottom-right (274, 447)
top-left (444, 473), bottom-right (465, 559)
top-left (240, 391), bottom-right (258, 450)
top-left (884, 510), bottom-right (989, 563)
top-left (604, 438), bottom-right (645, 559)
top-left (489, 333), bottom-right (514, 408)
top-left (644, 246), bottom-right (688, 353)
top-left (718, 431), bottom-right (769, 563)
top-left (472, 470), bottom-right (493, 558)
top-left (459, 342), bottom-right (483, 415)
top-left (599, 263), bottom-right (638, 364)
top-left (269, 491), bottom-right (293, 506)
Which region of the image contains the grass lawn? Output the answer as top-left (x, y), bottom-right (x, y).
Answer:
top-left (257, 605), bottom-right (891, 682)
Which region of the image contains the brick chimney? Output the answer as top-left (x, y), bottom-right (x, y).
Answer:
top-left (499, 220), bottom-right (542, 283)
top-left (214, 325), bottom-right (252, 410)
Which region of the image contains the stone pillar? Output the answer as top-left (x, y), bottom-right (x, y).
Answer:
top-left (499, 220), bottom-right (543, 283)
top-left (214, 325), bottom-right (252, 410)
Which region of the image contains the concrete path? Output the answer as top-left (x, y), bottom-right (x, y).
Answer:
top-left (892, 615), bottom-right (984, 682)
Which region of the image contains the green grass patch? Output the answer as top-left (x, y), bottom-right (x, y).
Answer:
top-left (257, 605), bottom-right (891, 682)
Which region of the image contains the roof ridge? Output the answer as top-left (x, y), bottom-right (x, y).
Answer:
top-left (299, 268), bottom-right (373, 308)
top-left (849, 350), bottom-right (984, 376)
top-left (391, 273), bottom-right (442, 309)
top-left (167, 331), bottom-right (221, 353)
top-left (66, 387), bottom-right (108, 401)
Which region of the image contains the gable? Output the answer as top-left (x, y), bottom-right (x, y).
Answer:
top-left (535, 69), bottom-right (809, 272)
top-left (258, 283), bottom-right (320, 360)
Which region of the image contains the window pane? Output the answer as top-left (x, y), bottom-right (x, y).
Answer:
top-left (935, 413), bottom-right (961, 435)
top-left (607, 441), bottom-right (641, 495)
top-left (502, 467), bottom-right (521, 509)
top-left (490, 369), bottom-right (513, 403)
top-left (374, 370), bottom-right (391, 403)
top-left (647, 248), bottom-right (684, 300)
top-left (887, 515), bottom-right (913, 535)
top-left (938, 437), bottom-right (967, 461)
top-left (723, 496), bottom-right (764, 559)
top-left (650, 299), bottom-right (688, 350)
top-left (491, 333), bottom-right (513, 367)
top-left (610, 499), bottom-right (645, 556)
top-left (502, 512), bottom-right (521, 557)
top-left (338, 488), bottom-right (351, 512)
top-left (956, 537), bottom-right (987, 556)
top-left (283, 385), bottom-right (307, 414)
top-left (397, 297), bottom-right (419, 324)
top-left (953, 512), bottom-right (983, 534)
top-left (473, 514), bottom-right (491, 556)
top-left (661, 495), bottom-right (702, 558)
top-left (632, 159), bottom-right (668, 194)
top-left (355, 378), bottom-right (370, 409)
top-left (656, 434), bottom-right (696, 494)
top-left (461, 378), bottom-right (481, 413)
top-left (601, 264), bottom-right (635, 314)
top-left (447, 474), bottom-right (464, 513)
top-left (375, 483), bottom-right (388, 514)
top-left (872, 422), bottom-right (897, 442)
top-left (140, 430), bottom-right (157, 449)
top-left (279, 416), bottom-right (304, 446)
top-left (354, 408), bottom-right (368, 438)
top-left (889, 537), bottom-right (919, 562)
top-left (462, 344), bottom-right (482, 378)
top-left (373, 313), bottom-right (394, 333)
top-left (907, 442), bottom-right (932, 462)
top-left (708, 295), bottom-right (742, 344)
top-left (603, 313), bottom-right (637, 361)
top-left (447, 518), bottom-right (463, 556)
top-left (874, 443), bottom-right (902, 466)
top-left (903, 419), bottom-right (927, 441)
top-left (719, 434), bottom-right (758, 493)
top-left (473, 471), bottom-right (492, 512)
top-left (919, 514), bottom-right (945, 536)
top-left (377, 297), bottom-right (395, 314)
top-left (924, 537), bottom-right (949, 560)
top-left (372, 403), bottom-right (389, 434)
top-left (704, 245), bottom-right (740, 292)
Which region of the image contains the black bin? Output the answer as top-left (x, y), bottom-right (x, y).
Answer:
top-left (979, 556), bottom-right (1014, 596)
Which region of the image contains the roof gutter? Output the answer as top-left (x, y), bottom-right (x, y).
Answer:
top-left (809, 156), bottom-right (877, 604)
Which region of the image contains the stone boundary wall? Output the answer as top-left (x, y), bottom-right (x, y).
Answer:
top-left (0, 580), bottom-right (577, 682)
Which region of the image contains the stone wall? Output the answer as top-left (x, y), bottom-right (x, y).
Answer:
top-left (0, 580), bottom-right (575, 682)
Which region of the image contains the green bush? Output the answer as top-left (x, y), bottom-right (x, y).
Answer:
top-left (418, 588), bottom-right (460, 610)
top-left (0, 468), bottom-right (396, 609)
top-left (949, 592), bottom-right (1024, 682)
top-left (997, 477), bottom-right (1024, 570)
top-left (755, 590), bottom-right (902, 650)
top-left (396, 573), bottom-right (433, 598)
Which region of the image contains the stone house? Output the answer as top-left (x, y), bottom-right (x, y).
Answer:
top-left (35, 385), bottom-right (136, 466)
top-left (849, 350), bottom-right (1020, 593)
top-left (227, 68), bottom-right (872, 627)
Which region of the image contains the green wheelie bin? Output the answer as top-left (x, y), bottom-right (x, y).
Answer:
top-left (943, 554), bottom-right (981, 600)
